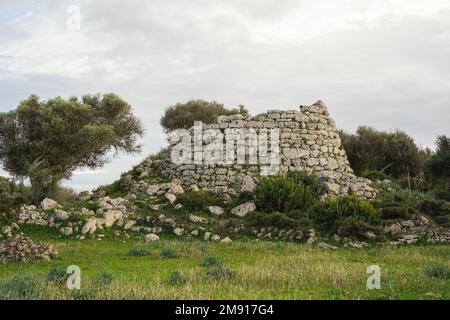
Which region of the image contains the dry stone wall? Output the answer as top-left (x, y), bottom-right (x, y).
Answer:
top-left (155, 100), bottom-right (376, 199)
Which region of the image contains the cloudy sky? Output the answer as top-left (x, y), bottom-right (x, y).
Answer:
top-left (1, 0), bottom-right (449, 191)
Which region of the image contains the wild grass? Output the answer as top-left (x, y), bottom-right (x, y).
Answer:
top-left (0, 234), bottom-right (448, 300)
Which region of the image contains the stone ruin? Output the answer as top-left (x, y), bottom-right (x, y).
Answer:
top-left (146, 100), bottom-right (376, 199)
top-left (0, 234), bottom-right (58, 264)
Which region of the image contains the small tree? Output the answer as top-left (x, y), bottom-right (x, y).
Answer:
top-left (160, 99), bottom-right (249, 132)
top-left (340, 126), bottom-right (427, 178)
top-left (428, 135), bottom-right (450, 187)
top-left (0, 94), bottom-right (144, 201)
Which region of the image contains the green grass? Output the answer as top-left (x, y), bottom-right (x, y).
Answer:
top-left (0, 229), bottom-right (449, 299)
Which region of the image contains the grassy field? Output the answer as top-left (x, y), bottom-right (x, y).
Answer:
top-left (0, 227), bottom-right (449, 300)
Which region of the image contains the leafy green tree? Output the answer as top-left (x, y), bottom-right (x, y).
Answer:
top-left (428, 135), bottom-right (450, 186)
top-left (0, 94), bottom-right (144, 201)
top-left (340, 126), bottom-right (427, 178)
top-left (160, 99), bottom-right (249, 132)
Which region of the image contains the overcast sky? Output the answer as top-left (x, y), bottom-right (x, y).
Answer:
top-left (1, 0), bottom-right (449, 191)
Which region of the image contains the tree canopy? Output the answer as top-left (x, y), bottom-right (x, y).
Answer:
top-left (428, 135), bottom-right (450, 183)
top-left (340, 126), bottom-right (427, 178)
top-left (0, 93), bottom-right (144, 200)
top-left (160, 99), bottom-right (249, 132)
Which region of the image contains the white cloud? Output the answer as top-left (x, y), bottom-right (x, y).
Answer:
top-left (0, 0), bottom-right (449, 190)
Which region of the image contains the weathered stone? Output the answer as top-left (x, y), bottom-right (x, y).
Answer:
top-left (173, 227), bottom-right (184, 236)
top-left (145, 234), bottom-right (160, 242)
top-left (165, 193), bottom-right (177, 204)
top-left (231, 202), bottom-right (256, 217)
top-left (41, 198), bottom-right (60, 210)
top-left (189, 215), bottom-right (208, 224)
top-left (208, 206), bottom-right (224, 216)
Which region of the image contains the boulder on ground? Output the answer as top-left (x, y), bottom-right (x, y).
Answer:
top-left (40, 198), bottom-right (61, 210)
top-left (231, 202), bottom-right (256, 217)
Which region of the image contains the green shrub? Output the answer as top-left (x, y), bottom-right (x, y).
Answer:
top-left (417, 199), bottom-right (450, 226)
top-left (96, 272), bottom-right (113, 286)
top-left (175, 191), bottom-right (224, 211)
top-left (362, 169), bottom-right (390, 181)
top-left (418, 199), bottom-right (450, 217)
top-left (161, 248), bottom-right (178, 259)
top-left (167, 272), bottom-right (187, 286)
top-left (436, 191), bottom-right (450, 201)
top-left (255, 172), bottom-right (324, 213)
top-left (46, 268), bottom-right (68, 283)
top-left (207, 265), bottom-right (236, 280)
top-left (334, 216), bottom-right (378, 238)
top-left (0, 276), bottom-right (41, 300)
top-left (201, 255), bottom-right (223, 267)
top-left (380, 206), bottom-right (416, 220)
top-left (287, 172), bottom-right (327, 196)
top-left (244, 211), bottom-right (308, 229)
top-left (0, 177), bottom-right (30, 213)
top-left (128, 247), bottom-right (151, 257)
top-left (309, 196), bottom-right (380, 234)
top-left (425, 265), bottom-right (450, 279)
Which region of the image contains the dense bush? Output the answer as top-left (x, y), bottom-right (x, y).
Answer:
top-left (255, 172), bottom-right (325, 213)
top-left (175, 191), bottom-right (224, 212)
top-left (417, 199), bottom-right (450, 226)
top-left (201, 255), bottom-right (223, 267)
top-left (340, 127), bottom-right (428, 178)
top-left (308, 196), bottom-right (380, 235)
top-left (46, 268), bottom-right (68, 283)
top-left (362, 169), bottom-right (391, 181)
top-left (128, 247), bottom-right (151, 257)
top-left (379, 206), bottom-right (416, 220)
top-left (160, 100), bottom-right (249, 132)
top-left (244, 211), bottom-right (312, 229)
top-left (206, 265), bottom-right (236, 280)
top-left (167, 272), bottom-right (187, 286)
top-left (0, 276), bottom-right (41, 300)
top-left (0, 177), bottom-right (30, 213)
top-left (161, 248), bottom-right (178, 259)
top-left (436, 190), bottom-right (450, 201)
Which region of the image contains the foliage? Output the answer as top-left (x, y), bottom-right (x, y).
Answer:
top-left (417, 199), bottom-right (450, 226)
top-left (175, 191), bottom-right (224, 211)
top-left (201, 255), bottom-right (224, 267)
top-left (161, 248), bottom-right (178, 259)
top-left (0, 176), bottom-right (30, 213)
top-left (0, 94), bottom-right (144, 201)
top-left (244, 211), bottom-right (311, 229)
top-left (427, 135), bottom-right (450, 187)
top-left (206, 265), bottom-right (236, 281)
top-left (160, 99), bottom-right (249, 132)
top-left (255, 172), bottom-right (325, 213)
top-left (361, 169), bottom-right (391, 181)
top-left (424, 265), bottom-right (450, 279)
top-left (46, 268), bottom-right (68, 283)
top-left (128, 247), bottom-right (151, 257)
top-left (0, 276), bottom-right (41, 300)
top-left (96, 272), bottom-right (114, 286)
top-left (340, 127), bottom-right (428, 178)
top-left (308, 196), bottom-right (380, 235)
top-left (167, 272), bottom-right (187, 286)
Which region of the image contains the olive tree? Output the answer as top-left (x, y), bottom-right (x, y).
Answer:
top-left (0, 93), bottom-right (144, 201)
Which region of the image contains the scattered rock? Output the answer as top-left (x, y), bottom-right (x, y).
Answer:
top-left (0, 235), bottom-right (58, 264)
top-left (40, 198), bottom-right (61, 210)
top-left (208, 206), bottom-right (224, 216)
top-left (221, 237), bottom-right (232, 243)
top-left (124, 220), bottom-right (137, 230)
top-left (318, 242), bottom-right (337, 250)
top-left (191, 230), bottom-right (199, 236)
top-left (165, 193), bottom-right (177, 204)
top-left (145, 234), bottom-right (160, 242)
top-left (204, 232), bottom-right (211, 241)
top-left (173, 228), bottom-right (184, 236)
top-left (189, 215), bottom-right (208, 224)
top-left (231, 202), bottom-right (256, 217)
top-left (211, 234), bottom-right (221, 242)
